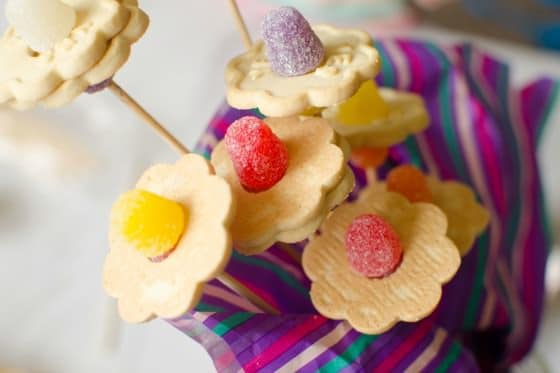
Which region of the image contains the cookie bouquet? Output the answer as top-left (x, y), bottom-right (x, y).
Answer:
top-left (1, 1), bottom-right (554, 371)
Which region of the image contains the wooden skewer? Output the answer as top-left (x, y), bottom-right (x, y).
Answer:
top-left (108, 81), bottom-right (190, 155)
top-left (219, 273), bottom-right (280, 314)
top-left (101, 298), bottom-right (122, 356)
top-left (365, 168), bottom-right (377, 185)
top-left (226, 0), bottom-right (253, 49)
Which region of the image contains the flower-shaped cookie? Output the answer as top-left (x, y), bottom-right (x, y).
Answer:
top-left (383, 165), bottom-right (490, 256)
top-left (103, 154), bottom-right (235, 323)
top-left (211, 116), bottom-right (355, 255)
top-left (426, 177), bottom-right (490, 256)
top-left (225, 24), bottom-right (380, 117)
top-left (303, 184), bottom-right (460, 334)
top-left (322, 87), bottom-right (430, 148)
top-left (0, 0), bottom-right (149, 110)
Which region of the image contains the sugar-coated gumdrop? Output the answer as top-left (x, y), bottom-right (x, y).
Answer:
top-left (300, 106), bottom-right (323, 117)
top-left (337, 80), bottom-right (390, 126)
top-left (111, 189), bottom-right (186, 259)
top-left (6, 0), bottom-right (76, 52)
top-left (261, 6), bottom-right (325, 77)
top-left (345, 214), bottom-right (403, 278)
top-left (225, 116), bottom-right (289, 193)
top-left (351, 147), bottom-right (388, 169)
top-left (386, 165), bottom-right (433, 203)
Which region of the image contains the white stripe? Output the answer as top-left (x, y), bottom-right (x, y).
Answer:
top-left (276, 322), bottom-right (353, 373)
top-left (383, 39), bottom-right (410, 90)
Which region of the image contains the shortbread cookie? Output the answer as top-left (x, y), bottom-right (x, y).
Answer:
top-left (323, 85), bottom-right (430, 148)
top-left (103, 154), bottom-right (235, 323)
top-left (226, 24), bottom-right (379, 117)
top-left (426, 177), bottom-right (490, 256)
top-left (212, 116), bottom-right (355, 255)
top-left (0, 0), bottom-right (149, 110)
top-left (303, 184), bottom-right (460, 334)
top-left (384, 165), bottom-right (490, 256)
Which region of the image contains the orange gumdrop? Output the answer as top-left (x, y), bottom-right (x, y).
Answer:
top-left (351, 147), bottom-right (388, 169)
top-left (386, 165), bottom-right (433, 203)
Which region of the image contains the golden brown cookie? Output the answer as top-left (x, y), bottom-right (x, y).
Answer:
top-left (211, 116), bottom-right (355, 255)
top-left (303, 184), bottom-right (460, 334)
top-left (426, 177), bottom-right (490, 256)
top-left (103, 154), bottom-right (235, 323)
top-left (379, 172), bottom-right (490, 256)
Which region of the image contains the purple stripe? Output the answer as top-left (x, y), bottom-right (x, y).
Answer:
top-left (508, 84), bottom-right (551, 362)
top-left (268, 244), bottom-right (305, 271)
top-left (201, 312), bottom-right (237, 331)
top-left (391, 326), bottom-right (441, 372)
top-left (234, 315), bottom-right (318, 365)
top-left (423, 332), bottom-right (456, 372)
top-left (262, 319), bottom-right (341, 372)
top-left (224, 314), bottom-right (289, 353)
top-left (358, 323), bottom-right (417, 370)
top-left (225, 254), bottom-right (313, 313)
top-left (299, 328), bottom-right (361, 370)
top-left (169, 315), bottom-right (243, 373)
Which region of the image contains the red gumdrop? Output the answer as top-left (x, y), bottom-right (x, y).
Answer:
top-left (225, 116), bottom-right (289, 193)
top-left (345, 214), bottom-right (403, 278)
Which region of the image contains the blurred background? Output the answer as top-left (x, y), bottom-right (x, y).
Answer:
top-left (0, 1), bottom-right (559, 372)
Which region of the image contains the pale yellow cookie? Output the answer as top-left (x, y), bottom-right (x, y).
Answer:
top-left (103, 154), bottom-right (235, 323)
top-left (426, 177), bottom-right (490, 256)
top-left (211, 116), bottom-right (355, 255)
top-left (0, 0), bottom-right (149, 110)
top-left (225, 25), bottom-right (380, 117)
top-left (303, 184), bottom-right (460, 334)
top-left (323, 88), bottom-right (430, 148)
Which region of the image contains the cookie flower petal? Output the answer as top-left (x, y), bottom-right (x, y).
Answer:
top-left (0, 0), bottom-right (149, 110)
top-left (323, 87), bottom-right (430, 148)
top-left (103, 154), bottom-right (235, 323)
top-left (426, 177), bottom-right (490, 256)
top-left (303, 185), bottom-right (460, 334)
top-left (211, 116), bottom-right (354, 255)
top-left (226, 24), bottom-right (380, 117)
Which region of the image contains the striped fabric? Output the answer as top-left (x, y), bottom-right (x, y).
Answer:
top-left (167, 40), bottom-right (559, 372)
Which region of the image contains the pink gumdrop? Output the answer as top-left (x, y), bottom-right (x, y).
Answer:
top-left (225, 116), bottom-right (289, 193)
top-left (345, 214), bottom-right (403, 278)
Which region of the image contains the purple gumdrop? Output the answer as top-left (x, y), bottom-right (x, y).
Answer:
top-left (86, 77), bottom-right (113, 94)
top-left (261, 7), bottom-right (325, 77)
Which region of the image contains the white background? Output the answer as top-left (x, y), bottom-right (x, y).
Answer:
top-left (0, 1), bottom-right (559, 372)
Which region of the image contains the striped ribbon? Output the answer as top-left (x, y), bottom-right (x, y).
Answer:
top-left (167, 39), bottom-right (558, 372)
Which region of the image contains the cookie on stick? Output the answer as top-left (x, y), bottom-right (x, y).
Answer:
top-left (0, 0), bottom-right (186, 154)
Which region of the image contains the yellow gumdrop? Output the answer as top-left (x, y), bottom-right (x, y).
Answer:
top-left (300, 106), bottom-right (324, 117)
top-left (111, 189), bottom-right (186, 259)
top-left (336, 80), bottom-right (390, 126)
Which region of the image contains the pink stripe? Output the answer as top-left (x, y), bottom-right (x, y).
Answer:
top-left (398, 41), bottom-right (424, 93)
top-left (506, 88), bottom-right (534, 358)
top-left (472, 99), bottom-right (506, 215)
top-left (450, 55), bottom-right (502, 326)
top-left (243, 315), bottom-right (328, 373)
top-left (215, 348), bottom-right (237, 369)
top-left (375, 318), bottom-right (434, 372)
